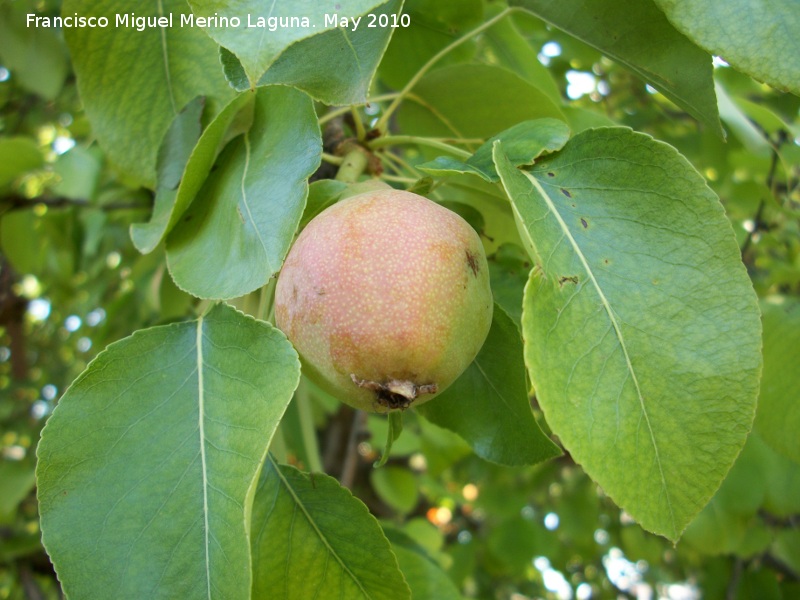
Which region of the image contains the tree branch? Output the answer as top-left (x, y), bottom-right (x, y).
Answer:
top-left (3, 194), bottom-right (150, 213)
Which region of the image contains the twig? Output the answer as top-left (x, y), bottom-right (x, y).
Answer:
top-left (725, 558), bottom-right (744, 600)
top-left (741, 131), bottom-right (783, 257)
top-left (374, 7), bottom-right (515, 133)
top-left (4, 194), bottom-right (150, 212)
top-left (339, 410), bottom-right (366, 489)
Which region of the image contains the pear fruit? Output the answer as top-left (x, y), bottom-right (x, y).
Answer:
top-left (275, 189), bottom-right (493, 412)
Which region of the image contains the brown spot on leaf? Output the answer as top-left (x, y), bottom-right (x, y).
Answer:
top-left (558, 275), bottom-right (579, 287)
top-left (547, 172), bottom-right (555, 177)
top-left (561, 189), bottom-right (572, 198)
top-left (581, 218), bottom-right (588, 229)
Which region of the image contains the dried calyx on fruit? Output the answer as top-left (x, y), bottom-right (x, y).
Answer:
top-left (275, 189), bottom-right (493, 413)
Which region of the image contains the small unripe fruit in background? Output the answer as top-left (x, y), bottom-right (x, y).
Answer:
top-left (275, 189), bottom-right (493, 412)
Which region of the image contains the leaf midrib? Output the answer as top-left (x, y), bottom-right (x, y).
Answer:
top-left (519, 168), bottom-right (677, 536)
top-left (157, 0), bottom-right (178, 115)
top-left (196, 315), bottom-right (212, 600)
top-left (239, 132), bottom-right (272, 269)
top-left (269, 457), bottom-right (372, 598)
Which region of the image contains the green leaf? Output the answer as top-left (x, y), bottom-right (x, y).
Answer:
top-left (158, 266), bottom-right (195, 319)
top-left (482, 12), bottom-right (562, 105)
top-left (378, 0), bottom-right (484, 89)
top-left (257, 0), bottom-right (404, 105)
top-left (494, 128), bottom-right (761, 541)
top-left (0, 210), bottom-right (62, 277)
top-left (760, 434), bottom-right (800, 518)
top-left (754, 296), bottom-right (800, 464)
top-left (52, 145), bottom-right (103, 201)
top-left (63, 0), bottom-right (234, 186)
top-left (654, 0), bottom-right (800, 95)
top-left (370, 466), bottom-right (419, 514)
top-left (417, 304), bottom-right (562, 466)
top-left (300, 179), bottom-right (349, 229)
top-left (156, 97), bottom-right (207, 192)
top-left (0, 137), bottom-right (43, 187)
top-left (251, 459), bottom-right (411, 600)
top-left (36, 304), bottom-right (301, 599)
top-left (419, 119), bottom-right (570, 182)
top-left (397, 64), bottom-right (564, 140)
top-left (390, 542), bottom-right (462, 600)
top-left (130, 96), bottom-right (206, 254)
top-left (131, 92), bottom-right (255, 254)
top-left (715, 82), bottom-right (772, 158)
top-left (488, 243), bottom-right (532, 328)
top-left (682, 433), bottom-right (773, 556)
top-left (219, 47), bottom-right (250, 91)
top-left (0, 2), bottom-right (68, 100)
top-left (438, 201), bottom-right (486, 237)
top-left (0, 460), bottom-right (35, 523)
top-left (189, 0), bottom-right (386, 85)
top-left (433, 177), bottom-right (521, 255)
top-left (772, 529), bottom-right (800, 577)
top-left (509, 0), bottom-right (723, 137)
top-left (166, 87), bottom-right (321, 300)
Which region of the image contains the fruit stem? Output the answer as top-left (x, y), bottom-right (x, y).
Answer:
top-left (369, 135), bottom-right (472, 159)
top-left (321, 152), bottom-right (343, 165)
top-left (317, 92), bottom-right (403, 127)
top-left (373, 6), bottom-right (516, 134)
top-left (350, 106), bottom-right (367, 141)
top-left (296, 378), bottom-right (324, 472)
top-left (335, 146), bottom-right (370, 183)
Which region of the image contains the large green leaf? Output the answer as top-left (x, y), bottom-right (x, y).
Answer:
top-left (509, 0), bottom-right (723, 136)
top-left (654, 0), bottom-right (799, 95)
top-left (755, 297), bottom-right (800, 464)
top-left (166, 87), bottom-right (321, 300)
top-left (417, 304), bottom-right (561, 466)
top-left (36, 304), bottom-right (301, 599)
top-left (131, 93), bottom-right (255, 254)
top-left (222, 0), bottom-right (403, 106)
top-left (494, 128), bottom-right (761, 540)
top-left (251, 459), bottom-right (411, 600)
top-left (397, 63), bottom-right (564, 140)
top-left (189, 0), bottom-right (386, 85)
top-left (63, 0), bottom-right (234, 187)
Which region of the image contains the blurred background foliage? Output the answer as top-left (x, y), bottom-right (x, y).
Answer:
top-left (1, 0), bottom-right (799, 598)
